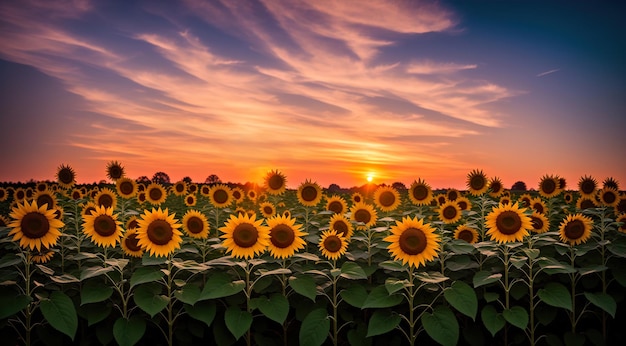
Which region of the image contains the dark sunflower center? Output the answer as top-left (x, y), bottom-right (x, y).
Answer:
top-left (16, 191), bottom-right (25, 200)
top-left (323, 235), bottom-right (342, 253)
top-left (501, 198), bottom-right (510, 205)
top-left (186, 196), bottom-right (194, 204)
top-left (531, 216), bottom-right (544, 230)
top-left (149, 188), bottom-right (163, 201)
top-left (98, 194), bottom-right (113, 208)
top-left (202, 186), bottom-right (210, 195)
top-left (332, 220), bottom-right (349, 238)
top-left (94, 215), bottom-right (117, 237)
top-left (232, 223), bottom-right (258, 248)
top-left (36, 194), bottom-right (54, 209)
top-left (470, 176), bottom-right (486, 190)
top-left (564, 220), bottom-right (585, 240)
top-left (521, 198), bottom-right (531, 207)
top-left (412, 185), bottom-right (428, 200)
top-left (354, 209), bottom-right (371, 224)
top-left (496, 211), bottom-right (522, 235)
top-left (458, 230), bottom-right (474, 243)
top-left (128, 219), bottom-right (139, 229)
top-left (21, 212), bottom-right (50, 239)
top-left (263, 206), bottom-right (273, 215)
top-left (84, 206), bottom-right (96, 217)
top-left (232, 190), bottom-right (241, 199)
top-left (119, 181), bottom-right (134, 195)
top-left (580, 180), bottom-right (596, 194)
top-left (301, 186), bottom-right (318, 202)
top-left (602, 191), bottom-right (616, 204)
top-left (399, 227), bottom-right (427, 255)
top-left (58, 168), bottom-right (74, 184)
top-left (541, 179), bottom-right (556, 194)
top-left (125, 233), bottom-right (142, 251)
top-left (270, 224), bottom-right (295, 248)
top-left (328, 201), bottom-right (343, 214)
top-left (565, 194), bottom-right (572, 202)
top-left (443, 205), bottom-right (458, 220)
top-left (491, 182), bottom-right (502, 193)
top-left (249, 191), bottom-right (256, 198)
top-left (213, 189), bottom-right (229, 204)
top-left (175, 184), bottom-right (185, 193)
top-left (458, 201), bottom-right (468, 210)
top-left (353, 195), bottom-right (362, 203)
top-left (138, 193), bottom-right (146, 202)
top-left (72, 191), bottom-right (81, 200)
top-left (580, 199), bottom-right (595, 209)
top-left (379, 191), bottom-right (396, 207)
top-left (447, 191), bottom-right (458, 201)
top-left (438, 196), bottom-right (446, 204)
top-left (186, 216), bottom-right (204, 234)
top-left (533, 203), bottom-right (544, 214)
top-left (109, 166), bottom-right (123, 179)
top-left (147, 219), bottom-right (174, 245)
top-left (268, 175), bottom-right (285, 190)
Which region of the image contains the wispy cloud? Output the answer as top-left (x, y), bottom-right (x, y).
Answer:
top-left (536, 68), bottom-right (560, 77)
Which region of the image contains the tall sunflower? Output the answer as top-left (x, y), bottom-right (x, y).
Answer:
top-left (29, 247), bottom-right (55, 264)
top-left (70, 188), bottom-right (83, 201)
top-left (297, 180), bottom-right (322, 207)
top-left (351, 192), bottom-right (364, 204)
top-left (94, 188), bottom-right (117, 210)
top-left (137, 191), bottom-right (147, 204)
top-left (136, 208), bottom-right (183, 258)
top-left (247, 189), bottom-right (258, 202)
top-left (603, 177), bottom-right (619, 191)
top-left (456, 196), bottom-right (472, 211)
top-left (259, 202), bottom-right (277, 218)
top-left (446, 188), bottom-right (460, 202)
top-left (576, 197), bottom-right (597, 210)
top-left (350, 202), bottom-right (378, 230)
top-left (529, 197), bottom-right (547, 215)
top-left (266, 214), bottom-right (307, 259)
top-left (438, 201), bottom-right (462, 224)
top-left (597, 188), bottom-right (619, 207)
top-left (529, 211), bottom-right (550, 234)
top-left (171, 181), bottom-right (188, 197)
top-left (145, 183), bottom-right (167, 205)
top-left (56, 164), bottom-right (76, 189)
top-left (264, 170), bottom-right (287, 195)
top-left (467, 169), bottom-right (489, 196)
top-left (209, 184), bottom-right (233, 208)
top-left (116, 178), bottom-right (138, 199)
top-left (373, 186), bottom-right (401, 212)
top-left (126, 215), bottom-right (139, 230)
top-left (81, 201), bottom-right (98, 219)
top-left (8, 200), bottom-right (64, 251)
top-left (325, 195), bottom-right (348, 215)
top-left (488, 177), bottom-right (505, 198)
top-left (82, 205), bottom-right (123, 248)
top-left (383, 216), bottom-right (440, 269)
top-left (559, 214), bottom-right (593, 246)
top-left (231, 187), bottom-right (244, 204)
top-left (34, 189), bottom-right (57, 210)
top-left (121, 228), bottom-right (144, 258)
top-left (328, 213), bottom-right (354, 240)
top-left (182, 210), bottom-right (209, 239)
top-left (219, 213), bottom-right (269, 259)
top-left (408, 179), bottom-right (433, 206)
top-left (538, 175), bottom-right (561, 198)
top-left (318, 229), bottom-right (348, 261)
top-left (184, 194), bottom-right (197, 207)
top-left (485, 203), bottom-right (532, 243)
top-left (453, 225), bottom-right (479, 244)
top-left (14, 188), bottom-right (26, 202)
top-left (578, 175), bottom-right (597, 199)
top-left (106, 160), bottom-right (125, 181)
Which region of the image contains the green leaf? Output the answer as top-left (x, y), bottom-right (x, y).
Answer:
top-left (224, 306), bottom-right (252, 340)
top-left (473, 271), bottom-right (502, 288)
top-left (415, 271), bottom-right (449, 284)
top-left (80, 266), bottom-right (114, 281)
top-left (185, 301), bottom-right (217, 327)
top-left (130, 266), bottom-right (165, 288)
top-left (340, 261), bottom-right (367, 280)
top-left (422, 306), bottom-right (459, 346)
top-left (523, 248), bottom-right (540, 260)
top-left (366, 310), bottom-right (401, 337)
top-left (113, 317), bottom-right (146, 346)
top-left (289, 275), bottom-right (317, 302)
top-left (174, 284), bottom-right (201, 305)
top-left (483, 292), bottom-right (499, 303)
top-left (256, 293), bottom-right (289, 324)
top-left (584, 292), bottom-right (617, 318)
top-left (81, 280), bottom-right (113, 305)
top-left (257, 268), bottom-right (292, 278)
top-left (378, 260), bottom-right (407, 272)
top-left (0, 253), bottom-right (22, 269)
top-left (133, 283), bottom-right (169, 317)
top-left (0, 288), bottom-right (32, 319)
top-left (502, 306), bottom-right (528, 330)
top-left (608, 239), bottom-right (626, 258)
top-left (40, 291), bottom-right (78, 341)
top-left (385, 278), bottom-right (410, 295)
top-left (538, 257), bottom-right (576, 274)
top-left (299, 308), bottom-right (330, 346)
top-left (141, 254), bottom-right (167, 266)
top-left (340, 284), bottom-right (368, 308)
top-left (82, 304), bottom-right (111, 326)
top-left (362, 285), bottom-right (404, 309)
top-left (199, 272), bottom-right (245, 300)
top-left (446, 239), bottom-right (476, 254)
top-left (481, 305), bottom-right (505, 337)
top-left (444, 281), bottom-right (478, 321)
top-left (537, 282), bottom-right (572, 311)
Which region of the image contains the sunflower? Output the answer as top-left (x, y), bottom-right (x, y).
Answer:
top-left (121, 228), bottom-right (144, 258)
top-left (209, 184), bottom-right (233, 208)
top-left (597, 188), bottom-right (620, 207)
top-left (564, 192), bottom-right (573, 204)
top-left (0, 187), bottom-right (8, 202)
top-left (82, 205), bottom-right (123, 248)
top-left (384, 216), bottom-right (440, 269)
top-left (70, 188), bottom-right (83, 200)
top-left (231, 187), bottom-right (244, 203)
top-left (29, 247), bottom-right (55, 263)
top-left (182, 210), bottom-right (209, 239)
top-left (529, 197), bottom-right (547, 215)
top-left (145, 183), bottom-right (167, 205)
top-left (264, 170), bottom-right (287, 195)
top-left (456, 196), bottom-right (472, 211)
top-left (187, 184), bottom-right (198, 194)
top-left (318, 229), bottom-right (348, 261)
top-left (603, 177), bottom-right (619, 191)
top-left (36, 182), bottom-right (48, 193)
top-left (172, 181), bottom-right (188, 196)
top-left (578, 175), bottom-right (597, 199)
top-left (8, 201), bottom-right (64, 251)
top-left (266, 214), bottom-right (307, 259)
top-left (499, 196), bottom-right (511, 205)
top-left (126, 215), bottom-right (139, 230)
top-left (616, 214), bottom-right (626, 234)
top-left (106, 160), bottom-right (125, 181)
top-left (453, 225), bottom-right (479, 244)
top-left (408, 179), bottom-right (433, 206)
top-left (325, 195), bottom-right (348, 215)
top-left (576, 197), bottom-right (597, 210)
top-left (137, 191), bottom-right (147, 204)
top-left (485, 203), bottom-right (532, 243)
top-left (559, 214), bottom-right (593, 246)
top-left (467, 169), bottom-right (489, 196)
top-left (114, 178), bottom-right (136, 199)
top-left (14, 188), bottom-right (26, 202)
top-left (259, 202), bottom-right (277, 218)
top-left (297, 180), bottom-right (322, 207)
top-left (81, 201), bottom-right (98, 219)
top-left (136, 208), bottom-right (183, 258)
top-left (34, 189), bottom-right (57, 210)
top-left (219, 213), bottom-right (269, 259)
top-left (328, 213), bottom-right (354, 240)
top-left (446, 188), bottom-right (461, 202)
top-left (351, 192), bottom-right (364, 204)
top-left (616, 197), bottom-right (626, 215)
top-left (373, 186), bottom-right (401, 212)
top-left (538, 175), bottom-right (561, 198)
top-left (282, 210), bottom-right (291, 218)
top-left (529, 211), bottom-right (550, 234)
top-left (350, 202), bottom-right (378, 230)
top-left (25, 188), bottom-right (34, 200)
top-left (53, 206), bottom-right (64, 220)
top-left (94, 188), bottom-right (118, 210)
top-left (247, 189), bottom-right (258, 202)
top-left (436, 194), bottom-right (447, 205)
top-left (200, 185), bottom-right (211, 197)
top-left (55, 164), bottom-right (76, 189)
top-left (0, 215), bottom-right (9, 228)
top-left (438, 201), bottom-right (462, 224)
top-left (488, 177), bottom-right (505, 198)
top-left (184, 194), bottom-right (197, 207)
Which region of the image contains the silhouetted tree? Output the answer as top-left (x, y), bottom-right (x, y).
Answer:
top-left (136, 176), bottom-right (151, 184)
top-left (182, 176), bottom-right (193, 184)
top-left (511, 181), bottom-right (527, 191)
top-left (392, 182), bottom-right (407, 190)
top-left (152, 172), bottom-right (171, 184)
top-left (205, 174), bottom-right (221, 185)
top-left (327, 183), bottom-right (341, 194)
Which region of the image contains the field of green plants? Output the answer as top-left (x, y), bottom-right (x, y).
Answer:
top-left (0, 163), bottom-right (625, 346)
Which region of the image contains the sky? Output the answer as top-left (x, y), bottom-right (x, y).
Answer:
top-left (1, 0), bottom-right (625, 190)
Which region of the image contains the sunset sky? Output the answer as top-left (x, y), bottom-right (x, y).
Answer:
top-left (1, 0), bottom-right (624, 189)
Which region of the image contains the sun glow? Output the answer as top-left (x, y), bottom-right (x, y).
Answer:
top-left (366, 173), bottom-right (374, 183)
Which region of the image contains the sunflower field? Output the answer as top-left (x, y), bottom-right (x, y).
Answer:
top-left (1, 163), bottom-right (625, 346)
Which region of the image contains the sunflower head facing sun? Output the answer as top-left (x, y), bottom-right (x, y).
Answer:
top-left (328, 213), bottom-right (354, 240)
top-left (437, 201), bottom-right (462, 224)
top-left (559, 213), bottom-right (593, 246)
top-left (538, 174), bottom-right (562, 198)
top-left (350, 202), bottom-right (378, 230)
top-left (219, 213), bottom-right (270, 259)
top-left (264, 170), bottom-right (287, 195)
top-left (318, 229), bottom-right (349, 261)
top-left (182, 209), bottom-right (210, 239)
top-left (485, 203), bottom-right (532, 243)
top-left (408, 179), bottom-right (433, 206)
top-left (56, 164), bottom-right (76, 189)
top-left (297, 180), bottom-right (323, 207)
top-left (8, 200), bottom-right (64, 251)
top-left (373, 185), bottom-right (401, 212)
top-left (94, 188), bottom-right (117, 210)
top-left (266, 214), bottom-right (307, 259)
top-left (82, 205), bottom-right (123, 248)
top-left (383, 216), bottom-right (440, 269)
top-left (106, 160), bottom-right (125, 181)
top-left (209, 184), bottom-right (233, 208)
top-left (453, 225), bottom-right (479, 244)
top-left (467, 169), bottom-right (488, 196)
top-left (325, 195), bottom-right (348, 215)
top-left (136, 208), bottom-right (183, 258)
top-left (145, 183), bottom-right (167, 205)
top-left (116, 177), bottom-right (138, 199)
top-left (121, 228), bottom-right (144, 258)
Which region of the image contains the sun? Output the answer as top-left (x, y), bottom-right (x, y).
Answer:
top-left (366, 173), bottom-right (374, 182)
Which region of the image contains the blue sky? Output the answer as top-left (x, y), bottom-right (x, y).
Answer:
top-left (0, 0), bottom-right (624, 189)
